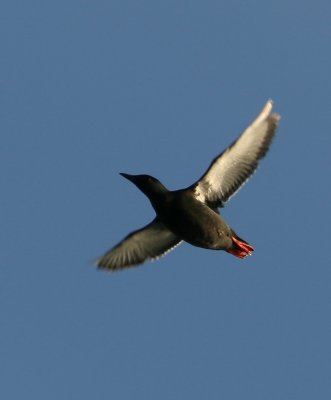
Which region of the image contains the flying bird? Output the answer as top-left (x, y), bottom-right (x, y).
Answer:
top-left (97, 100), bottom-right (280, 271)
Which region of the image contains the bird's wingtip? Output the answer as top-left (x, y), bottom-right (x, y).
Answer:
top-left (263, 99), bottom-right (273, 114)
top-left (264, 100), bottom-right (281, 123)
top-left (253, 99), bottom-right (276, 126)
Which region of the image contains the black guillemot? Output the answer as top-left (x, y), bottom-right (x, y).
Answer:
top-left (97, 100), bottom-right (280, 271)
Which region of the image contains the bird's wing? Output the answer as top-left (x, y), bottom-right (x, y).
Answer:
top-left (96, 218), bottom-right (182, 271)
top-left (192, 100), bottom-right (280, 207)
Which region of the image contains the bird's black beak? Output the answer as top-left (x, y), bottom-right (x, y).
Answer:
top-left (120, 173), bottom-right (137, 183)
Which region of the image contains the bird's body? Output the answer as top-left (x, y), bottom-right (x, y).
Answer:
top-left (163, 192), bottom-right (228, 249)
top-left (97, 100), bottom-right (280, 271)
top-left (145, 187), bottom-right (232, 250)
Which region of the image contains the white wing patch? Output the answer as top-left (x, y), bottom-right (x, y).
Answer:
top-left (194, 100), bottom-right (280, 206)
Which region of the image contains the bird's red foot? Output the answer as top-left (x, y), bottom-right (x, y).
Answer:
top-left (226, 236), bottom-right (254, 259)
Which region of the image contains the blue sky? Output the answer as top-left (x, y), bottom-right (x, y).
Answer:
top-left (1, 1), bottom-right (331, 399)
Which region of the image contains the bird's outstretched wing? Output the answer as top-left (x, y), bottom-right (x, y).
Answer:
top-left (96, 218), bottom-right (182, 271)
top-left (192, 100), bottom-right (280, 208)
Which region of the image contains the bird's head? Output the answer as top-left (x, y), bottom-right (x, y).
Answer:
top-left (120, 173), bottom-right (168, 201)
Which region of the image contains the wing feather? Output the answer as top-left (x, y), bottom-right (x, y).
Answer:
top-left (96, 218), bottom-right (182, 271)
top-left (193, 100), bottom-right (280, 207)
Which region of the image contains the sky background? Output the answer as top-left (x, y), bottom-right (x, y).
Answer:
top-left (1, 1), bottom-right (331, 399)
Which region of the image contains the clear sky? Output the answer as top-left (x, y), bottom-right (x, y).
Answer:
top-left (1, 1), bottom-right (331, 399)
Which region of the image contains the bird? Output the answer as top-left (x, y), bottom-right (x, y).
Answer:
top-left (96, 100), bottom-right (280, 271)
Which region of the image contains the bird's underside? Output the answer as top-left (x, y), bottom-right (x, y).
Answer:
top-left (96, 100), bottom-right (280, 271)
